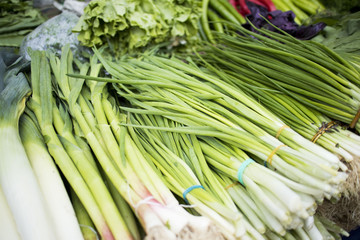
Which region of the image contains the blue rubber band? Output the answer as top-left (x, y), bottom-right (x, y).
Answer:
top-left (182, 185), bottom-right (205, 204)
top-left (237, 158), bottom-right (254, 186)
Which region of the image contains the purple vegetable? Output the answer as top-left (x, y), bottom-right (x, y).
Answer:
top-left (242, 1), bottom-right (326, 40)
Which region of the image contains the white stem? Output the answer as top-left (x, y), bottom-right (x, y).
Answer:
top-left (286, 129), bottom-right (340, 164)
top-left (187, 195), bottom-right (237, 239)
top-left (247, 164), bottom-right (303, 215)
top-left (243, 219), bottom-right (266, 240)
top-left (297, 192), bottom-right (316, 215)
top-left (250, 192), bottom-right (285, 236)
top-left (304, 217), bottom-right (323, 240)
top-left (150, 203), bottom-right (189, 234)
top-left (294, 227), bottom-right (311, 240)
top-left (138, 204), bottom-right (177, 240)
top-left (0, 185), bottom-right (21, 240)
top-left (262, 165), bottom-right (324, 200)
top-left (245, 178), bottom-right (286, 235)
top-left (0, 127), bottom-right (56, 240)
top-left (227, 187), bottom-right (266, 234)
top-left (171, 204), bottom-right (219, 236)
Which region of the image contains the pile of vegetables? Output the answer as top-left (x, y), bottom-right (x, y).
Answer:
top-left (1, 0), bottom-right (360, 239)
top-left (71, 0), bottom-right (329, 54)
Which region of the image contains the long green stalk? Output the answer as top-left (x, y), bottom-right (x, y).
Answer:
top-left (104, 174), bottom-right (142, 240)
top-left (109, 54), bottom-right (344, 183)
top-left (20, 113), bottom-right (84, 240)
top-left (71, 189), bottom-right (100, 240)
top-left (202, 28), bottom-right (360, 131)
top-left (238, 82), bottom-right (360, 162)
top-left (194, 41), bottom-right (360, 162)
top-left (127, 113), bottom-right (245, 238)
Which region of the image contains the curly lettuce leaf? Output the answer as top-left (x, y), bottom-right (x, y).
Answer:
top-left (73, 0), bottom-right (202, 54)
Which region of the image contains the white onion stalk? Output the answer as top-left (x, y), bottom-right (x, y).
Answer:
top-left (0, 66), bottom-right (56, 240)
top-left (19, 113), bottom-right (84, 240)
top-left (0, 185), bottom-right (21, 240)
top-left (304, 216), bottom-right (323, 240)
top-left (136, 202), bottom-right (177, 240)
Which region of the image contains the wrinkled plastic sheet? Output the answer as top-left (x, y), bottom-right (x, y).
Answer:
top-left (20, 11), bottom-right (88, 61)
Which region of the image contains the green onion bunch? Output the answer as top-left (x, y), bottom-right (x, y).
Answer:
top-left (233, 83), bottom-right (360, 162)
top-left (22, 38), bottom-right (354, 238)
top-left (69, 47), bottom-right (349, 238)
top-left (126, 112), bottom-right (250, 239)
top-left (195, 25), bottom-right (360, 132)
top-left (126, 111), bottom-right (348, 239)
top-left (188, 38), bottom-right (360, 162)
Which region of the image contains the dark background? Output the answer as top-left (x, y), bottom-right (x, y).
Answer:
top-left (343, 228), bottom-right (360, 240)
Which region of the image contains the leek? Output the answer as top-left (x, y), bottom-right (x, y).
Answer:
top-left (0, 185), bottom-right (20, 240)
top-left (0, 56), bottom-right (56, 239)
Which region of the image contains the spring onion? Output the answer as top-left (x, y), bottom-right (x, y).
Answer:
top-left (19, 112), bottom-right (84, 240)
top-left (66, 48), bottom-right (347, 239)
top-left (196, 26), bottom-right (360, 131)
top-left (71, 188), bottom-right (100, 240)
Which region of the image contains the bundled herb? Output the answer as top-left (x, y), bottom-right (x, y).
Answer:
top-left (235, 85), bottom-right (360, 162)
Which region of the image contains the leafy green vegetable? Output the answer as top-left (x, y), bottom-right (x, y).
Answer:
top-left (311, 11), bottom-right (360, 70)
top-left (73, 0), bottom-right (202, 55)
top-left (312, 12), bottom-right (360, 55)
top-left (0, 0), bottom-right (45, 47)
